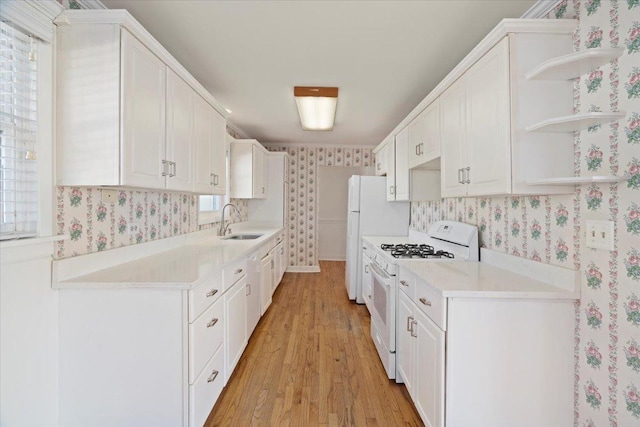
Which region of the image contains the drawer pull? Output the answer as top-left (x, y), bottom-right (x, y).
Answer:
top-left (419, 297), bottom-right (432, 306)
top-left (207, 318), bottom-right (219, 328)
top-left (400, 280), bottom-right (408, 287)
top-left (206, 289), bottom-right (219, 298)
top-left (234, 268), bottom-right (243, 274)
top-left (207, 370), bottom-right (219, 383)
top-left (407, 315), bottom-right (414, 332)
top-left (411, 320), bottom-right (418, 337)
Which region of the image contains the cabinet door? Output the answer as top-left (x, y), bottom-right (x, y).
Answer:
top-left (224, 276), bottom-right (247, 381)
top-left (253, 146), bottom-right (267, 199)
top-left (414, 309), bottom-right (445, 427)
top-left (260, 254), bottom-right (273, 315)
top-left (407, 113), bottom-right (424, 169)
top-left (246, 263), bottom-right (260, 339)
top-left (465, 37), bottom-right (511, 196)
top-left (375, 142), bottom-right (387, 176)
top-left (394, 127), bottom-right (410, 201)
top-left (212, 110), bottom-right (227, 195)
top-left (361, 254), bottom-right (372, 312)
top-left (166, 69), bottom-right (194, 191)
top-left (421, 99), bottom-right (441, 164)
top-left (397, 291), bottom-right (414, 394)
top-left (385, 140), bottom-right (396, 201)
top-left (440, 77), bottom-right (467, 198)
top-left (193, 94), bottom-right (214, 194)
top-left (121, 29), bottom-right (166, 189)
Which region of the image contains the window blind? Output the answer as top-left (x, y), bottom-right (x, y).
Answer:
top-left (0, 21), bottom-right (38, 240)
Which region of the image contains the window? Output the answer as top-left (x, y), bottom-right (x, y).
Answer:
top-left (0, 22), bottom-right (38, 240)
top-left (198, 144), bottom-right (230, 225)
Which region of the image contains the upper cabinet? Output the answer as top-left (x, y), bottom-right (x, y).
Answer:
top-left (229, 140), bottom-right (269, 199)
top-left (408, 100), bottom-right (440, 170)
top-left (374, 136), bottom-right (392, 176)
top-left (55, 10), bottom-right (228, 194)
top-left (375, 19), bottom-right (581, 199)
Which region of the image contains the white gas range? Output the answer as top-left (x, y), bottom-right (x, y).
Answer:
top-left (361, 221), bottom-right (478, 380)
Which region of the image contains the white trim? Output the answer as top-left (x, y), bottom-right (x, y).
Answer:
top-left (286, 266), bottom-right (321, 273)
top-left (226, 122), bottom-right (250, 139)
top-left (0, 0), bottom-right (63, 42)
top-left (75, 0), bottom-right (107, 9)
top-left (521, 0), bottom-right (563, 19)
top-left (375, 18), bottom-right (578, 150)
top-left (0, 238), bottom-right (62, 264)
top-left (262, 142), bottom-right (376, 150)
top-left (54, 10), bottom-right (230, 118)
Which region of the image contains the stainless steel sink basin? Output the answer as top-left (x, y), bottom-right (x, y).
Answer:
top-left (222, 234), bottom-right (263, 241)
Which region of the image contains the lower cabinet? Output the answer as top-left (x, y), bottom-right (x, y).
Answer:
top-left (260, 250), bottom-right (274, 315)
top-left (189, 346), bottom-right (225, 427)
top-left (396, 266), bottom-right (575, 427)
top-left (224, 275), bottom-right (247, 383)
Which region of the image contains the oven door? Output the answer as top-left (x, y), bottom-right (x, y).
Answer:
top-left (369, 262), bottom-right (396, 353)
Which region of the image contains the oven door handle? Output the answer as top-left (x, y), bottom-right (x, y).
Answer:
top-left (369, 262), bottom-right (391, 285)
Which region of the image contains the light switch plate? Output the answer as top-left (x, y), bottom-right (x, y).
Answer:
top-left (586, 220), bottom-right (614, 251)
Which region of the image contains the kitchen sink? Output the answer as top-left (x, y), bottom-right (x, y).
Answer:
top-left (222, 234), bottom-right (263, 240)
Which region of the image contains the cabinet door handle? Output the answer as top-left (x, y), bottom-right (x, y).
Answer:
top-left (207, 370), bottom-right (219, 383)
top-left (213, 174), bottom-right (219, 186)
top-left (246, 284), bottom-right (251, 296)
top-left (457, 168), bottom-right (463, 184)
top-left (210, 173), bottom-right (214, 185)
top-left (206, 289), bottom-right (219, 298)
top-left (376, 163), bottom-right (381, 171)
top-left (168, 161), bottom-right (176, 177)
top-left (234, 268), bottom-right (243, 274)
top-left (365, 265), bottom-right (369, 273)
top-left (415, 144), bottom-right (420, 155)
top-left (280, 247), bottom-right (284, 255)
top-left (400, 280), bottom-right (408, 287)
top-left (419, 297), bottom-right (432, 306)
top-left (419, 143), bottom-right (423, 155)
top-left (407, 315), bottom-right (414, 332)
top-left (465, 167), bottom-right (471, 184)
top-left (206, 318), bottom-right (219, 328)
top-left (389, 186), bottom-right (395, 195)
top-left (411, 320), bottom-right (418, 337)
top-left (161, 160), bottom-right (168, 177)
top-left (262, 187), bottom-right (265, 194)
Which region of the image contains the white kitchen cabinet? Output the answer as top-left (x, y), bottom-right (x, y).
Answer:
top-left (193, 95), bottom-right (228, 195)
top-left (224, 275), bottom-right (247, 382)
top-left (440, 32), bottom-right (576, 197)
top-left (260, 250), bottom-right (274, 315)
top-left (230, 140), bottom-right (269, 199)
top-left (120, 29), bottom-right (167, 189)
top-left (273, 240), bottom-right (285, 288)
top-left (248, 153), bottom-right (290, 226)
top-left (55, 11), bottom-right (228, 193)
top-left (245, 252), bottom-right (261, 338)
top-left (166, 68), bottom-right (194, 191)
top-left (361, 251), bottom-right (373, 313)
top-left (394, 127), bottom-right (410, 201)
top-left (374, 136), bottom-right (392, 176)
top-left (396, 264), bottom-right (575, 427)
top-left (408, 100), bottom-right (440, 170)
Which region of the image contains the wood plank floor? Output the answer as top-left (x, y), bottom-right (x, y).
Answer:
top-left (205, 261), bottom-right (423, 427)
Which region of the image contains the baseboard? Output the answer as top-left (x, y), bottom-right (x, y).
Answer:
top-left (286, 266), bottom-right (321, 273)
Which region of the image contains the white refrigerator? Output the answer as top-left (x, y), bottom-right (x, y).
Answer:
top-left (346, 175), bottom-right (409, 303)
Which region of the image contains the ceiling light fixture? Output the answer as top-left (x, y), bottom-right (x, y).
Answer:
top-left (294, 86), bottom-right (338, 131)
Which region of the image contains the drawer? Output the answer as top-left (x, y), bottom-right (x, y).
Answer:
top-left (189, 274), bottom-right (223, 323)
top-left (189, 345), bottom-right (225, 427)
top-left (397, 267), bottom-right (415, 300)
top-left (413, 278), bottom-right (447, 331)
top-left (222, 257), bottom-right (246, 291)
top-left (189, 298), bottom-right (224, 384)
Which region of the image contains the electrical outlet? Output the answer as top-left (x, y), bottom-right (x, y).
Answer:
top-left (101, 189), bottom-right (118, 203)
top-left (586, 220), bottom-right (614, 251)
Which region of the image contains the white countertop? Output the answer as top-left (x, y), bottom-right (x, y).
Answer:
top-left (399, 260), bottom-right (578, 300)
top-left (54, 224), bottom-right (284, 290)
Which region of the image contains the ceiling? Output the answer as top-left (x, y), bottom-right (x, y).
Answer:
top-left (101, 0), bottom-right (537, 146)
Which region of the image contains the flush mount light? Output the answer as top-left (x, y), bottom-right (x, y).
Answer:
top-left (294, 86), bottom-right (338, 131)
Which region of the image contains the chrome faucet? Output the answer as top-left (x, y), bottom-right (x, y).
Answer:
top-left (219, 203), bottom-right (240, 236)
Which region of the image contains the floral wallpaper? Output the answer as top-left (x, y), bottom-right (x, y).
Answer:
top-left (264, 145), bottom-right (373, 267)
top-left (410, 1), bottom-right (639, 425)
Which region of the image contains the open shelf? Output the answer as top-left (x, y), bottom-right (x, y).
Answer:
top-left (526, 176), bottom-right (628, 186)
top-left (525, 48), bottom-right (624, 80)
top-left (526, 112), bottom-right (626, 133)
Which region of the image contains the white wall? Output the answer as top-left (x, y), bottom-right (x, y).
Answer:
top-left (318, 166), bottom-right (373, 260)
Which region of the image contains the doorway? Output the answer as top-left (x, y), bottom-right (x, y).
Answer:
top-left (318, 166), bottom-right (373, 260)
